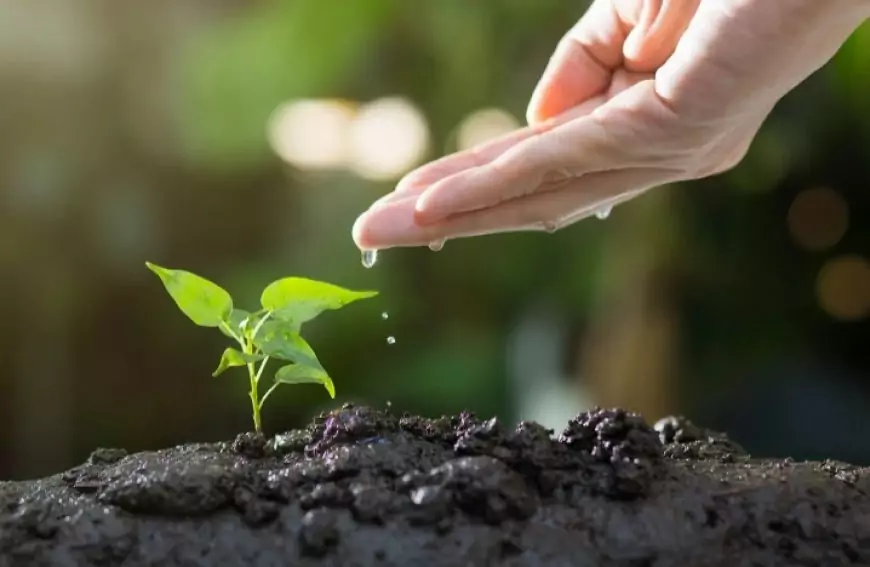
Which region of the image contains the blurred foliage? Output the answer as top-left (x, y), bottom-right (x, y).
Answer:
top-left (2, 0), bottom-right (870, 479)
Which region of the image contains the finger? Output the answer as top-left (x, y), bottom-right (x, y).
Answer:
top-left (353, 167), bottom-right (676, 249)
top-left (526, 0), bottom-right (628, 125)
top-left (413, 105), bottom-right (621, 224)
top-left (369, 96), bottom-right (606, 209)
top-left (621, 0), bottom-right (700, 71)
top-left (368, 127), bottom-right (536, 211)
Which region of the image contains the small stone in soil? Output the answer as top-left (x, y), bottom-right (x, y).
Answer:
top-left (87, 448), bottom-right (128, 465)
top-left (407, 485), bottom-right (452, 526)
top-left (654, 415), bottom-right (704, 444)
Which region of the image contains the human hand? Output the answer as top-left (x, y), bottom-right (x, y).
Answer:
top-left (352, 0), bottom-right (870, 250)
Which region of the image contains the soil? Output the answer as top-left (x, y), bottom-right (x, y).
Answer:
top-left (1, 403), bottom-right (869, 567)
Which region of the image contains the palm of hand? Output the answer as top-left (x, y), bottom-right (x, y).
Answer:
top-left (353, 0), bottom-right (867, 250)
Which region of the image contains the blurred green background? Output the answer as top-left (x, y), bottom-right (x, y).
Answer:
top-left (3, 0), bottom-right (870, 480)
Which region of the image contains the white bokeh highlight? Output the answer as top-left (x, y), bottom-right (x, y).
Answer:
top-left (347, 97), bottom-right (429, 181)
top-left (457, 107), bottom-right (520, 151)
top-left (267, 99), bottom-right (356, 170)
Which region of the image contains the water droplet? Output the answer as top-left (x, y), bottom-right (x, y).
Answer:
top-left (386, 336), bottom-right (396, 345)
top-left (594, 205), bottom-right (612, 220)
top-left (428, 240), bottom-right (445, 251)
top-left (362, 249), bottom-right (378, 268)
top-left (542, 221), bottom-right (558, 233)
top-left (381, 312), bottom-right (389, 320)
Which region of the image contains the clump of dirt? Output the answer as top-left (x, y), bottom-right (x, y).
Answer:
top-left (1, 403), bottom-right (869, 566)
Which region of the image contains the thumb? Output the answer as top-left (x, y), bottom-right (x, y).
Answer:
top-left (526, 0), bottom-right (627, 125)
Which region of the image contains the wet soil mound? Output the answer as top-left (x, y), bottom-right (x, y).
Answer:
top-left (1, 404), bottom-right (869, 566)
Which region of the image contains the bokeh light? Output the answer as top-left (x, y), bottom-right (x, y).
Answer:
top-left (816, 254), bottom-right (870, 321)
top-left (267, 99), bottom-right (356, 170)
top-left (347, 97), bottom-right (429, 181)
top-left (787, 186), bottom-right (849, 251)
top-left (456, 108), bottom-right (521, 151)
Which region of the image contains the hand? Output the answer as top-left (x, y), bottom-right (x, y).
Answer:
top-left (352, 0), bottom-right (870, 250)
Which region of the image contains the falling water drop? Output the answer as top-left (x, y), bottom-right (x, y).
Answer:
top-left (381, 312), bottom-right (389, 320)
top-left (362, 249), bottom-right (378, 268)
top-left (594, 205), bottom-right (612, 220)
top-left (386, 336), bottom-right (396, 345)
top-left (428, 240), bottom-right (445, 252)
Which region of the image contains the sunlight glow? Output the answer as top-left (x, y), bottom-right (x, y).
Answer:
top-left (347, 97), bottom-right (429, 181)
top-left (456, 108), bottom-right (520, 151)
top-left (267, 99), bottom-right (356, 170)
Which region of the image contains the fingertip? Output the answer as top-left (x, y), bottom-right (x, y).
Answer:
top-left (525, 83), bottom-right (548, 126)
top-left (351, 195), bottom-right (428, 249)
top-left (413, 190), bottom-right (449, 226)
top-left (351, 211), bottom-right (374, 250)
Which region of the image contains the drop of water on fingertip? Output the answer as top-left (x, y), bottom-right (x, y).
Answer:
top-left (362, 249), bottom-right (378, 268)
top-left (386, 336), bottom-right (396, 345)
top-left (428, 240), bottom-right (445, 252)
top-left (543, 221), bottom-right (558, 233)
top-left (595, 206), bottom-right (612, 220)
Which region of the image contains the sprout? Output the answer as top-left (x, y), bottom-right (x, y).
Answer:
top-left (146, 262), bottom-right (377, 434)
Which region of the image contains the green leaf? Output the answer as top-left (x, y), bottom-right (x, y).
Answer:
top-left (213, 348), bottom-right (265, 377)
top-left (146, 262), bottom-right (233, 328)
top-left (219, 309), bottom-right (251, 339)
top-left (254, 320), bottom-right (322, 368)
top-left (274, 363), bottom-right (335, 398)
top-left (260, 277), bottom-right (377, 326)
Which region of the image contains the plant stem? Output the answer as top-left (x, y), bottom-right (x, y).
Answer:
top-left (259, 382), bottom-right (280, 409)
top-left (244, 311), bottom-right (274, 434)
top-left (250, 310), bottom-right (272, 341)
top-left (255, 356), bottom-right (270, 383)
top-left (220, 322), bottom-right (242, 344)
top-left (223, 315), bottom-right (272, 435)
top-left (249, 376), bottom-right (262, 434)
top-left (243, 336), bottom-right (262, 435)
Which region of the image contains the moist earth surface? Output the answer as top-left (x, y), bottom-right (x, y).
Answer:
top-left (1, 404), bottom-right (869, 566)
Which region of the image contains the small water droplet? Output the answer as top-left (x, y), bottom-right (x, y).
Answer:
top-left (428, 240), bottom-right (445, 251)
top-left (595, 205), bottom-right (612, 220)
top-left (381, 312), bottom-right (389, 320)
top-left (542, 221), bottom-right (558, 233)
top-left (386, 336), bottom-right (396, 345)
top-left (362, 249), bottom-right (378, 268)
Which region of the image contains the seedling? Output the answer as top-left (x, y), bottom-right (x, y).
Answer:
top-left (145, 262), bottom-right (377, 435)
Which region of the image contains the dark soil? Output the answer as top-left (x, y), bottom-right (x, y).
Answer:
top-left (2, 404), bottom-right (869, 566)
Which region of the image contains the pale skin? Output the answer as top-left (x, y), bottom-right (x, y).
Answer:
top-left (352, 0), bottom-right (870, 250)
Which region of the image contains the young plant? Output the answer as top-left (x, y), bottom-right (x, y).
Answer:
top-left (145, 261), bottom-right (377, 435)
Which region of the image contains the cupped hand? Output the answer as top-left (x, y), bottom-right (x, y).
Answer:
top-left (353, 0), bottom-right (870, 250)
